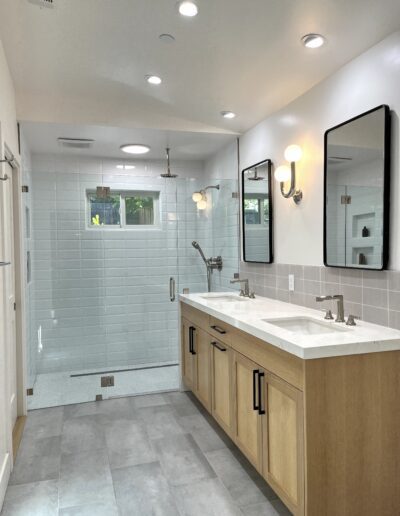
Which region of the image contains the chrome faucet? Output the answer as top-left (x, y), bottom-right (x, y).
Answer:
top-left (230, 278), bottom-right (255, 298)
top-left (316, 294), bottom-right (345, 323)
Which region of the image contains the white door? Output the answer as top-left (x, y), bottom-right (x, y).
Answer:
top-left (0, 156), bottom-right (17, 507)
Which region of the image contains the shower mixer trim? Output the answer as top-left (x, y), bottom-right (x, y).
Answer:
top-left (192, 241), bottom-right (223, 292)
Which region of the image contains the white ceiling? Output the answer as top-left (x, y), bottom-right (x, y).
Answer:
top-left (1, 0), bottom-right (400, 135)
top-left (21, 121), bottom-right (236, 160)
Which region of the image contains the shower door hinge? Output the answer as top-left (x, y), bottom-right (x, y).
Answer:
top-left (22, 185), bottom-right (29, 193)
top-left (341, 195), bottom-right (351, 205)
top-left (13, 302), bottom-right (16, 311)
top-left (26, 388), bottom-right (33, 396)
top-left (101, 375), bottom-right (114, 387)
top-left (232, 192), bottom-right (239, 199)
top-left (95, 394), bottom-right (103, 401)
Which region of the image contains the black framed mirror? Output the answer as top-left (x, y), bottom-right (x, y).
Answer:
top-left (324, 105), bottom-right (391, 270)
top-left (242, 159), bottom-right (273, 263)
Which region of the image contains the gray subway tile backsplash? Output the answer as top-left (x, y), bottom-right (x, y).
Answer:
top-left (240, 262), bottom-right (398, 330)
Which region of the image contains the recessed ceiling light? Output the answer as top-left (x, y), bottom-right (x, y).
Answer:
top-left (178, 1), bottom-right (198, 17)
top-left (120, 144), bottom-right (150, 155)
top-left (116, 164), bottom-right (135, 170)
top-left (301, 33), bottom-right (325, 49)
top-left (145, 75), bottom-right (162, 85)
top-left (221, 111), bottom-right (236, 119)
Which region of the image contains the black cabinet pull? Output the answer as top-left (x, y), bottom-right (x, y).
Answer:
top-left (258, 371), bottom-right (265, 415)
top-left (211, 341), bottom-right (226, 352)
top-left (189, 326), bottom-right (196, 355)
top-left (253, 369), bottom-right (259, 411)
top-left (210, 325), bottom-right (226, 335)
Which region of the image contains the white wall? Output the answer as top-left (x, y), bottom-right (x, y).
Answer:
top-left (0, 38), bottom-right (19, 509)
top-left (239, 31), bottom-right (400, 268)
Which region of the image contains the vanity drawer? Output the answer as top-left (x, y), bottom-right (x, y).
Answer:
top-left (208, 317), bottom-right (232, 345)
top-left (181, 303), bottom-right (210, 329)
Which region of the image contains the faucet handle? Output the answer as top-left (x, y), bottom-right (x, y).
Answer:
top-left (323, 309), bottom-right (334, 320)
top-left (346, 314), bottom-right (360, 326)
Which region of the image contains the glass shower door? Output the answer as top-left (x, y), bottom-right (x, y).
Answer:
top-left (101, 175), bottom-right (181, 400)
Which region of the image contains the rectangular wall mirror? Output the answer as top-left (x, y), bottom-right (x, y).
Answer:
top-left (324, 105), bottom-right (391, 270)
top-left (242, 159), bottom-right (273, 263)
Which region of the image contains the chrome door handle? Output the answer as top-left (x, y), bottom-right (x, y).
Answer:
top-left (170, 277), bottom-right (176, 302)
top-left (0, 262), bottom-right (11, 266)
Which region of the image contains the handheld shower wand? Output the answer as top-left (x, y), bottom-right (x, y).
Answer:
top-left (191, 241), bottom-right (223, 292)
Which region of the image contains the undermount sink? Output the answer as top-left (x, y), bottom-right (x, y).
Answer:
top-left (262, 316), bottom-right (349, 336)
top-left (200, 294), bottom-right (248, 302)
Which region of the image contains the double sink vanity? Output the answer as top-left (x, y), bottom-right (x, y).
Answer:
top-left (180, 292), bottom-right (400, 516)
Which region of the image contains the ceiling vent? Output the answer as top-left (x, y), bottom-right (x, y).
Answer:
top-left (57, 138), bottom-right (95, 150)
top-left (28, 0), bottom-right (54, 7)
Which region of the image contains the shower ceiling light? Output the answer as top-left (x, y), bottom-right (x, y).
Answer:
top-left (145, 75), bottom-right (162, 85)
top-left (178, 1), bottom-right (198, 17)
top-left (301, 33), bottom-right (325, 49)
top-left (221, 111), bottom-right (236, 119)
top-left (120, 144), bottom-right (150, 155)
top-left (116, 164), bottom-right (135, 170)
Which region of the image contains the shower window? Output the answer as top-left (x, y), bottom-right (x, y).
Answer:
top-left (87, 190), bottom-right (160, 228)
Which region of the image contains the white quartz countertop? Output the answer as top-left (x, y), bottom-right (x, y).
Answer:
top-left (179, 292), bottom-right (400, 359)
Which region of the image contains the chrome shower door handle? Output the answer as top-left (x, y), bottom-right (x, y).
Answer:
top-left (170, 277), bottom-right (176, 302)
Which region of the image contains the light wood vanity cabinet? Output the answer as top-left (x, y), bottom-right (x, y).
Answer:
top-left (232, 351), bottom-right (263, 471)
top-left (210, 339), bottom-right (233, 436)
top-left (180, 302), bottom-right (400, 516)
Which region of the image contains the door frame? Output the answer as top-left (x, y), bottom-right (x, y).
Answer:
top-left (1, 142), bottom-right (27, 423)
top-left (6, 144), bottom-right (28, 420)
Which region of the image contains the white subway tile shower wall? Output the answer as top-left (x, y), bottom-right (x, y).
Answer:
top-left (30, 154), bottom-right (239, 374)
top-left (240, 262), bottom-right (400, 328)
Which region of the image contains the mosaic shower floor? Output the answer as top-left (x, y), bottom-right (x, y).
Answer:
top-left (28, 364), bottom-right (180, 410)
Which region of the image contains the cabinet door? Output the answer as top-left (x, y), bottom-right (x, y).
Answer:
top-left (262, 372), bottom-right (304, 516)
top-left (193, 327), bottom-right (211, 410)
top-left (211, 340), bottom-right (232, 436)
top-left (232, 351), bottom-right (263, 471)
top-left (181, 318), bottom-right (195, 389)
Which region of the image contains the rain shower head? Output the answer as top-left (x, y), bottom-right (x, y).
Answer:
top-left (248, 169), bottom-right (264, 181)
top-left (160, 147), bottom-right (178, 178)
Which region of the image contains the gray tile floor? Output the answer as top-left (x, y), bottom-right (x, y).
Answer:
top-left (1, 391), bottom-right (292, 516)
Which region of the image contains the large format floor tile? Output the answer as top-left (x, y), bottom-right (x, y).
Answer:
top-left (112, 461), bottom-right (180, 516)
top-left (1, 390), bottom-right (292, 515)
top-left (152, 433), bottom-right (216, 487)
top-left (1, 480), bottom-right (58, 516)
top-left (9, 436), bottom-right (61, 486)
top-left (58, 448), bottom-right (115, 509)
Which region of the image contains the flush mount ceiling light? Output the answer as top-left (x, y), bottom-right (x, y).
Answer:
top-left (274, 144), bottom-right (303, 204)
top-left (145, 75), bottom-right (162, 85)
top-left (178, 1), bottom-right (198, 17)
top-left (120, 144), bottom-right (150, 155)
top-left (116, 164), bottom-right (135, 170)
top-left (301, 33), bottom-right (325, 49)
top-left (221, 111), bottom-right (236, 119)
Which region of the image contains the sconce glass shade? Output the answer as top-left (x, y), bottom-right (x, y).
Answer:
top-left (197, 199), bottom-right (207, 210)
top-left (192, 191), bottom-right (203, 202)
top-left (284, 144), bottom-right (303, 163)
top-left (274, 165), bottom-right (291, 182)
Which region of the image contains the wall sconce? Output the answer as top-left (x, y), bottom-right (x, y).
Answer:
top-left (192, 184), bottom-right (220, 210)
top-left (274, 144), bottom-right (303, 204)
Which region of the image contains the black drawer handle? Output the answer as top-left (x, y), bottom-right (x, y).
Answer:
top-left (253, 369), bottom-right (259, 411)
top-left (258, 371), bottom-right (265, 415)
top-left (211, 341), bottom-right (226, 352)
top-left (211, 325), bottom-right (227, 335)
top-left (189, 326), bottom-right (196, 355)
